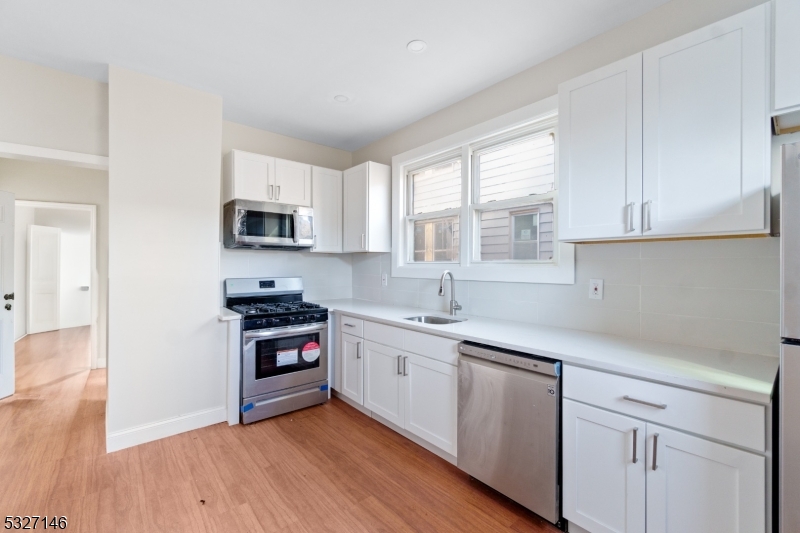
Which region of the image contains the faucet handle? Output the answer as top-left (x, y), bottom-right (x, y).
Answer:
top-left (453, 301), bottom-right (462, 310)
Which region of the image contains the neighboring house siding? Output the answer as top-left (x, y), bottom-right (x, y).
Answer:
top-left (479, 202), bottom-right (554, 261)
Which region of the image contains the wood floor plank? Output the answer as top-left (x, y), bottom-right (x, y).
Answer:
top-left (0, 327), bottom-right (561, 533)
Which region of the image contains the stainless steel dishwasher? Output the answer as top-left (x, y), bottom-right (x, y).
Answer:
top-left (457, 341), bottom-right (562, 528)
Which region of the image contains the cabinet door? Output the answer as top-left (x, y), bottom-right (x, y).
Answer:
top-left (310, 166), bottom-right (343, 253)
top-left (646, 424), bottom-right (765, 533)
top-left (274, 158), bottom-right (311, 206)
top-left (403, 352), bottom-right (457, 455)
top-left (233, 150), bottom-right (274, 203)
top-left (642, 4), bottom-right (768, 237)
top-left (343, 164), bottom-right (368, 252)
top-left (562, 400), bottom-right (646, 533)
top-left (774, 0), bottom-right (800, 114)
top-left (340, 333), bottom-right (363, 405)
top-left (363, 341), bottom-right (404, 427)
top-left (558, 54), bottom-right (643, 241)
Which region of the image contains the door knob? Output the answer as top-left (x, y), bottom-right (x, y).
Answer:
top-left (4, 303), bottom-right (11, 311)
top-left (3, 293), bottom-right (13, 300)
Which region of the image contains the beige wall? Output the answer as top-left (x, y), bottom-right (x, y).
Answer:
top-left (352, 0), bottom-right (766, 165)
top-left (0, 54), bottom-right (108, 156)
top-left (0, 158), bottom-right (109, 363)
top-left (222, 121), bottom-right (351, 171)
top-left (107, 66), bottom-right (224, 450)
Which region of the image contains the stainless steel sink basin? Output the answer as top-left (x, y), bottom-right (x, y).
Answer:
top-left (404, 315), bottom-right (467, 325)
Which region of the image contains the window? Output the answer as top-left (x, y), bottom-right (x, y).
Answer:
top-left (407, 157), bottom-right (461, 263)
top-left (392, 96), bottom-right (574, 284)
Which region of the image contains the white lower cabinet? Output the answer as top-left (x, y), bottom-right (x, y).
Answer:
top-left (403, 352), bottom-right (457, 456)
top-left (646, 424), bottom-right (764, 533)
top-left (563, 400), bottom-right (645, 533)
top-left (563, 399), bottom-right (766, 533)
top-left (340, 332), bottom-right (363, 405)
top-left (363, 340), bottom-right (404, 426)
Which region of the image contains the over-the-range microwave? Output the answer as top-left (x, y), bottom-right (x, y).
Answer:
top-left (223, 199), bottom-right (314, 250)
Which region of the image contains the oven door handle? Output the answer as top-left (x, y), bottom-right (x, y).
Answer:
top-left (244, 323), bottom-right (327, 341)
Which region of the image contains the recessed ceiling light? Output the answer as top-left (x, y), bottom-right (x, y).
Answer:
top-left (333, 95), bottom-right (349, 103)
top-left (407, 40), bottom-right (427, 53)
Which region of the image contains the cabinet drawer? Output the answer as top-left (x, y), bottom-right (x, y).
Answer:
top-left (364, 321), bottom-right (403, 349)
top-left (339, 316), bottom-right (363, 337)
top-left (403, 331), bottom-right (459, 366)
top-left (563, 365), bottom-right (765, 451)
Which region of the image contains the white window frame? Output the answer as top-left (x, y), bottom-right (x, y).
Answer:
top-left (391, 95), bottom-right (575, 284)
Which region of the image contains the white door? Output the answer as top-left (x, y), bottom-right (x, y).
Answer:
top-left (562, 399), bottom-right (646, 533)
top-left (311, 166), bottom-right (343, 253)
top-left (363, 341), bottom-right (404, 426)
top-left (343, 163), bottom-right (367, 252)
top-left (274, 159), bottom-right (311, 206)
top-left (28, 225), bottom-right (61, 334)
top-left (558, 53), bottom-right (643, 241)
top-left (233, 150), bottom-right (274, 203)
top-left (646, 424), bottom-right (765, 533)
top-left (0, 191), bottom-right (15, 399)
top-left (642, 4), bottom-right (769, 237)
top-left (340, 332), bottom-right (363, 405)
top-left (403, 352), bottom-right (457, 455)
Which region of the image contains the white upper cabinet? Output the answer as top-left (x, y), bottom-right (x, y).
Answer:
top-left (558, 54), bottom-right (643, 241)
top-left (310, 166), bottom-right (343, 253)
top-left (641, 4), bottom-right (769, 237)
top-left (774, 0), bottom-right (800, 115)
top-left (274, 158), bottom-right (311, 206)
top-left (343, 161), bottom-right (391, 253)
top-left (223, 149), bottom-right (275, 203)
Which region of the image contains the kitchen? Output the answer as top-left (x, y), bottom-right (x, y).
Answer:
top-left (0, 0), bottom-right (798, 531)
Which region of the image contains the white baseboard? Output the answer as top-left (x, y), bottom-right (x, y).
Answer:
top-left (14, 334), bottom-right (28, 343)
top-left (95, 358), bottom-right (107, 369)
top-left (106, 406), bottom-right (226, 453)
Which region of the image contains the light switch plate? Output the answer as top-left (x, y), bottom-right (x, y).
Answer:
top-left (381, 273), bottom-right (388, 287)
top-left (589, 279), bottom-right (604, 300)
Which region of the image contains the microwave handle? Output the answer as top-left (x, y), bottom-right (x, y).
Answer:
top-left (292, 210), bottom-right (300, 243)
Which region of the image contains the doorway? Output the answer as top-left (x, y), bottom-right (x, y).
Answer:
top-left (14, 201), bottom-right (98, 369)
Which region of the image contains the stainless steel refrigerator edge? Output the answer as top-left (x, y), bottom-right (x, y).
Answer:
top-left (781, 141), bottom-right (800, 533)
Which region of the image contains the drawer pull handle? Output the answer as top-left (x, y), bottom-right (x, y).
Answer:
top-left (632, 427), bottom-right (639, 464)
top-left (652, 433), bottom-right (659, 471)
top-left (623, 395), bottom-right (667, 410)
top-left (344, 323), bottom-right (356, 328)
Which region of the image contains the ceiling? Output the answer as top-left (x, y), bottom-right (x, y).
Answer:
top-left (0, 0), bottom-right (668, 151)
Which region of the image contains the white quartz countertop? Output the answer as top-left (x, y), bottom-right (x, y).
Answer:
top-left (317, 299), bottom-right (778, 406)
top-left (218, 307), bottom-right (242, 321)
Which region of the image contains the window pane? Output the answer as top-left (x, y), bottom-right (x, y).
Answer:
top-left (478, 203), bottom-right (553, 261)
top-left (411, 159), bottom-right (462, 214)
top-left (476, 133), bottom-right (554, 203)
top-left (413, 216), bottom-right (459, 262)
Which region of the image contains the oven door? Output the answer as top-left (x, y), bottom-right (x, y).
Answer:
top-left (242, 322), bottom-right (328, 399)
top-left (225, 200), bottom-right (313, 249)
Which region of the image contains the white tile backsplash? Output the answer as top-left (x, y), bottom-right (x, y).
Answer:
top-left (351, 238), bottom-right (781, 356)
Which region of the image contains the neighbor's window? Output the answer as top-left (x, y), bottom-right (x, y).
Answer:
top-left (473, 130), bottom-right (555, 262)
top-left (407, 157), bottom-right (461, 262)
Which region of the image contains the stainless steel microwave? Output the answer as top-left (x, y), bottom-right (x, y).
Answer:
top-left (223, 199), bottom-right (314, 250)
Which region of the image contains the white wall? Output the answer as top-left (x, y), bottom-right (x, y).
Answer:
top-left (107, 66), bottom-right (225, 451)
top-left (13, 206), bottom-right (34, 340)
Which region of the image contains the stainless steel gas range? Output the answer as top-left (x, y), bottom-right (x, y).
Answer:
top-left (224, 277), bottom-right (329, 424)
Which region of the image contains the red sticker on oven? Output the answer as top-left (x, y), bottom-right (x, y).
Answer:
top-left (301, 342), bottom-right (321, 362)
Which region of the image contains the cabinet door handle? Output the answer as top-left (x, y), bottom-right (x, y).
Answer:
top-left (269, 185), bottom-right (274, 199)
top-left (356, 341), bottom-right (362, 359)
top-left (652, 433), bottom-right (659, 471)
top-left (361, 233), bottom-right (365, 250)
top-left (403, 356), bottom-right (408, 376)
top-left (397, 355), bottom-right (403, 375)
top-left (313, 235), bottom-right (317, 250)
top-left (626, 202), bottom-right (635, 233)
top-left (343, 323), bottom-right (356, 328)
top-left (623, 395), bottom-right (667, 410)
top-left (632, 427), bottom-right (639, 464)
top-left (643, 200), bottom-right (652, 232)
top-left (276, 185), bottom-right (281, 200)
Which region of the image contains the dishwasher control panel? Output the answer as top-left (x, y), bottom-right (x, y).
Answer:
top-left (458, 341), bottom-right (561, 377)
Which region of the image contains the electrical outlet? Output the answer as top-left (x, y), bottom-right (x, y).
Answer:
top-left (381, 273), bottom-right (388, 287)
top-left (589, 279), bottom-right (604, 300)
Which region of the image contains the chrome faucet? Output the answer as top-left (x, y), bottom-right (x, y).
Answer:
top-left (438, 270), bottom-right (462, 316)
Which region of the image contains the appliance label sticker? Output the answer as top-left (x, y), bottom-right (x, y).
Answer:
top-left (277, 349), bottom-right (299, 367)
top-left (302, 342), bottom-right (321, 362)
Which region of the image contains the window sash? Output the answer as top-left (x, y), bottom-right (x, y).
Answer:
top-left (407, 156), bottom-right (462, 216)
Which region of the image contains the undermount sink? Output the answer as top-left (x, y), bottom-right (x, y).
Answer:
top-left (404, 315), bottom-right (467, 325)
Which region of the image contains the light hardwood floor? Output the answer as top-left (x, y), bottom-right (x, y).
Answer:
top-left (0, 327), bottom-right (560, 532)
